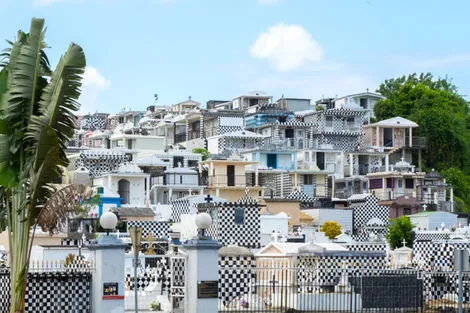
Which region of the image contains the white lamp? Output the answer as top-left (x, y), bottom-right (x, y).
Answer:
top-left (100, 209), bottom-right (118, 235)
top-left (195, 212), bottom-right (212, 238)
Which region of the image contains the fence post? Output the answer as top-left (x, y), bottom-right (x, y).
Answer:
top-left (454, 249), bottom-right (469, 313)
top-left (87, 233), bottom-right (128, 313)
top-left (182, 213), bottom-right (222, 313)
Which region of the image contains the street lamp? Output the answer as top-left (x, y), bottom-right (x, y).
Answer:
top-left (195, 212), bottom-right (212, 239)
top-left (100, 209), bottom-right (118, 235)
top-left (129, 226), bottom-right (142, 313)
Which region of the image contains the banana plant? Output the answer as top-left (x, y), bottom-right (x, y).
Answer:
top-left (0, 18), bottom-right (86, 313)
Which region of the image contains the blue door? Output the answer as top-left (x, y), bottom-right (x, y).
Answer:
top-left (267, 154), bottom-right (277, 169)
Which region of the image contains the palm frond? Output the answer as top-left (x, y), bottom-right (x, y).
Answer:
top-left (3, 18), bottom-right (49, 134)
top-left (37, 184), bottom-right (92, 235)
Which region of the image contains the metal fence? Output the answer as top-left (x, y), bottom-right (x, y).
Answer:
top-left (218, 267), bottom-right (470, 313)
top-left (0, 260), bottom-right (93, 313)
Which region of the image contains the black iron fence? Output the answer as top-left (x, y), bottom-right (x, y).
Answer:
top-left (218, 267), bottom-right (470, 313)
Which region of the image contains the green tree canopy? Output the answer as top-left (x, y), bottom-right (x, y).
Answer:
top-left (375, 73), bottom-right (470, 171)
top-left (386, 216), bottom-right (414, 249)
top-left (192, 147), bottom-right (210, 161)
top-left (320, 221), bottom-right (342, 239)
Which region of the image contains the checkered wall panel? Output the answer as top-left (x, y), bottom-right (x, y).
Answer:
top-left (199, 202), bottom-right (261, 248)
top-left (218, 256), bottom-right (255, 304)
top-left (127, 221), bottom-right (170, 239)
top-left (349, 194), bottom-right (389, 240)
top-left (171, 199), bottom-right (192, 222)
top-left (0, 270), bottom-right (91, 313)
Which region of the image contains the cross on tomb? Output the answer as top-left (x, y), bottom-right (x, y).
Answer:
top-left (402, 238), bottom-right (407, 247)
top-left (204, 194), bottom-right (213, 203)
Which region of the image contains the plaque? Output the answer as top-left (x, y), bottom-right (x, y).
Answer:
top-left (103, 282), bottom-right (118, 296)
top-left (197, 280), bottom-right (218, 298)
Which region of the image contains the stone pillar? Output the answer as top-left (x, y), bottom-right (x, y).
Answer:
top-left (450, 187), bottom-right (454, 212)
top-left (183, 215), bottom-right (222, 313)
top-left (385, 154), bottom-right (389, 172)
top-left (88, 235), bottom-right (127, 313)
top-left (376, 126), bottom-right (379, 146)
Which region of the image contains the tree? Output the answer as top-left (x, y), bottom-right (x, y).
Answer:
top-left (320, 221), bottom-right (342, 239)
top-left (375, 73), bottom-right (470, 171)
top-left (386, 216), bottom-right (414, 249)
top-left (374, 73), bottom-right (470, 209)
top-left (192, 147), bottom-right (210, 161)
top-left (0, 18), bottom-right (86, 313)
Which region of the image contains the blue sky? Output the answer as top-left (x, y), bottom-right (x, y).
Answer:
top-left (1, 0), bottom-right (470, 113)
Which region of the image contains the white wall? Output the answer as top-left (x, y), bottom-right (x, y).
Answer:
top-left (134, 137), bottom-right (165, 150)
top-left (207, 137), bottom-right (219, 154)
top-left (278, 154), bottom-right (292, 169)
top-left (110, 176), bottom-right (147, 206)
top-left (303, 209), bottom-right (353, 233)
top-left (165, 173), bottom-right (199, 185)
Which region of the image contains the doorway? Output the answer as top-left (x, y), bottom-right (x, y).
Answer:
top-left (267, 154), bottom-right (277, 169)
top-left (227, 165), bottom-right (235, 186)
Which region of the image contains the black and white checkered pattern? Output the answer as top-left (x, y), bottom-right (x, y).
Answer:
top-left (170, 199), bottom-right (192, 222)
top-left (349, 194), bottom-right (389, 241)
top-left (0, 270), bottom-right (91, 313)
top-left (413, 240), bottom-right (470, 270)
top-left (198, 202), bottom-right (261, 248)
top-left (74, 150), bottom-right (130, 178)
top-left (127, 221), bottom-right (170, 239)
top-left (218, 256), bottom-right (255, 305)
top-left (415, 232), bottom-right (450, 241)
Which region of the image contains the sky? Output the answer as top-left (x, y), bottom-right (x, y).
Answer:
top-left (1, 0), bottom-right (470, 113)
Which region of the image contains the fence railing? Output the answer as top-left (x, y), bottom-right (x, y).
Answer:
top-left (209, 175), bottom-right (250, 187)
top-left (217, 266), bottom-right (470, 313)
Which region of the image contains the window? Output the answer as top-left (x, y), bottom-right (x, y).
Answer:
top-left (347, 117), bottom-right (355, 126)
top-left (369, 178), bottom-right (383, 189)
top-left (405, 179), bottom-right (414, 189)
top-left (179, 175), bottom-right (183, 184)
top-left (326, 116), bottom-right (333, 128)
top-left (360, 98), bottom-right (368, 109)
top-left (97, 187), bottom-right (104, 194)
top-left (234, 208), bottom-right (245, 224)
top-left (403, 208), bottom-right (411, 215)
top-left (303, 175), bottom-right (314, 185)
top-left (386, 178), bottom-right (393, 188)
top-left (304, 152), bottom-right (310, 162)
top-left (397, 179), bottom-right (403, 188)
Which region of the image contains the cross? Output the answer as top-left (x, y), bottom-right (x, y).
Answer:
top-left (204, 194), bottom-right (213, 203)
top-left (402, 238), bottom-right (407, 247)
top-left (422, 204), bottom-right (427, 211)
top-left (366, 88), bottom-right (369, 93)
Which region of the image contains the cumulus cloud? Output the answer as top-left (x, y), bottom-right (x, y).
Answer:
top-left (78, 66), bottom-right (111, 114)
top-left (250, 23), bottom-right (323, 71)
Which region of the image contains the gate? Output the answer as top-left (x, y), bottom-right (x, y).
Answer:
top-left (124, 246), bottom-right (187, 312)
top-left (218, 267), bottom-right (425, 313)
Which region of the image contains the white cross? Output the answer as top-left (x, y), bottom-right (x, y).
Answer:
top-left (402, 238), bottom-right (407, 247)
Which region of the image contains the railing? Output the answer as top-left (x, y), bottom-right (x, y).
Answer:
top-left (406, 136), bottom-right (427, 149)
top-left (174, 133), bottom-right (186, 144)
top-left (187, 130), bottom-right (200, 140)
top-left (209, 175), bottom-right (252, 187)
top-left (217, 267), bottom-right (442, 313)
top-left (262, 138), bottom-right (311, 151)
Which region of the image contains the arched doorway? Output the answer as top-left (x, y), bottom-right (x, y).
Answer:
top-left (118, 179), bottom-right (130, 204)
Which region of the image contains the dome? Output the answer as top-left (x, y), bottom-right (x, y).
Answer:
top-left (219, 245), bottom-right (253, 257)
top-left (425, 169), bottom-right (442, 180)
top-left (298, 243), bottom-right (325, 254)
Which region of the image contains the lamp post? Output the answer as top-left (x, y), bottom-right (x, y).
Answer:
top-left (129, 226), bottom-right (142, 313)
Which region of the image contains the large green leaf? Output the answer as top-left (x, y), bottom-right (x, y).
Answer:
top-left (27, 42), bottom-right (85, 167)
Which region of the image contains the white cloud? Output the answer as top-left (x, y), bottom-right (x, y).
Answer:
top-left (78, 66), bottom-right (111, 114)
top-left (250, 23), bottom-right (323, 71)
